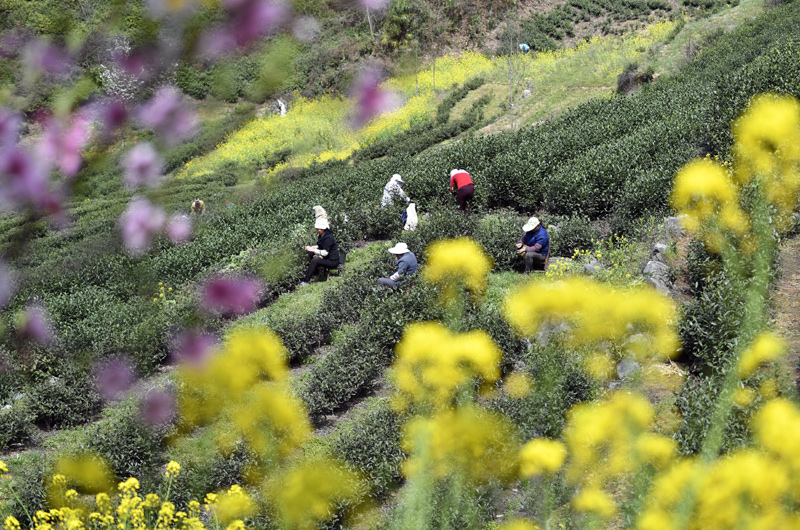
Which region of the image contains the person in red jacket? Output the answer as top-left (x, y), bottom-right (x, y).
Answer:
top-left (450, 169), bottom-right (474, 213)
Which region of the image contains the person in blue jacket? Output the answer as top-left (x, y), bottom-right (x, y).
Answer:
top-left (377, 242), bottom-right (418, 288)
top-left (516, 216), bottom-right (550, 272)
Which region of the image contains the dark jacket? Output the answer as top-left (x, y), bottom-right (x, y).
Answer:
top-left (316, 230), bottom-right (340, 262)
top-left (519, 227), bottom-right (550, 255)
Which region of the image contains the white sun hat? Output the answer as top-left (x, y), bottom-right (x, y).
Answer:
top-left (314, 218), bottom-right (330, 230)
top-left (388, 242), bottom-right (410, 254)
top-left (522, 217), bottom-right (540, 232)
top-left (392, 173), bottom-right (404, 183)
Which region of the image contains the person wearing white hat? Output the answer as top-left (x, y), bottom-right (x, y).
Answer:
top-left (381, 173), bottom-right (410, 208)
top-left (301, 217), bottom-right (341, 285)
top-left (377, 242), bottom-right (418, 288)
top-left (516, 216), bottom-right (550, 272)
top-left (449, 169), bottom-right (474, 213)
top-left (312, 205), bottom-right (328, 220)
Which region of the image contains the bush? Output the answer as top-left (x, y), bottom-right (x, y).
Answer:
top-left (0, 454), bottom-right (50, 527)
top-left (26, 367), bottom-right (101, 429)
top-left (328, 403), bottom-right (405, 498)
top-left (474, 210), bottom-right (525, 271)
top-left (547, 214), bottom-right (601, 258)
top-left (176, 65), bottom-right (210, 99)
top-left (0, 399), bottom-right (35, 449)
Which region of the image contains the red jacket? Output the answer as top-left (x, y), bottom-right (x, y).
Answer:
top-left (450, 171), bottom-right (473, 191)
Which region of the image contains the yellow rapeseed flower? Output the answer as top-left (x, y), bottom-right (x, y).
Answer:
top-left (519, 439), bottom-right (567, 477)
top-left (0, 460), bottom-right (7, 474)
top-left (423, 237), bottom-right (493, 303)
top-left (504, 277), bottom-right (679, 363)
top-left (402, 405), bottom-right (521, 485)
top-left (165, 460), bottom-right (181, 479)
top-left (495, 519), bottom-right (541, 530)
top-left (214, 485), bottom-right (255, 525)
top-left (736, 331), bottom-right (785, 378)
top-left (390, 322), bottom-right (501, 410)
top-left (572, 487), bottom-right (616, 520)
top-left (503, 372), bottom-right (532, 399)
top-left (268, 457), bottom-right (363, 530)
top-left (4, 516), bottom-right (21, 530)
top-left (54, 454), bottom-right (115, 494)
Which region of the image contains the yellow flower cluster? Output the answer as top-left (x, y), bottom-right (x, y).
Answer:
top-left (165, 460), bottom-right (181, 479)
top-left (671, 158), bottom-right (749, 250)
top-left (402, 405), bottom-right (521, 485)
top-left (518, 439), bottom-right (567, 477)
top-left (423, 238), bottom-right (493, 304)
top-left (504, 277), bottom-right (679, 365)
top-left (672, 94), bottom-right (800, 249)
top-left (390, 322), bottom-right (501, 410)
top-left (562, 393), bottom-right (675, 520)
top-left (733, 93), bottom-right (800, 222)
top-left (494, 520), bottom-right (541, 530)
top-left (639, 400), bottom-right (800, 529)
top-left (736, 331), bottom-right (785, 379)
top-left (213, 485), bottom-right (255, 526)
top-left (267, 458), bottom-right (363, 530)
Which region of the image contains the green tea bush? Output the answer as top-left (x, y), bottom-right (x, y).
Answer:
top-left (82, 397), bottom-right (167, 481)
top-left (327, 403), bottom-right (405, 498)
top-left (0, 454), bottom-right (50, 527)
top-left (26, 367), bottom-right (101, 429)
top-left (176, 64), bottom-right (211, 99)
top-left (474, 210), bottom-right (525, 271)
top-left (547, 214), bottom-right (601, 257)
top-left (0, 399), bottom-right (35, 449)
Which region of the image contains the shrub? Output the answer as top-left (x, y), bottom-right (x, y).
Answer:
top-left (175, 64), bottom-right (210, 99)
top-left (0, 399), bottom-right (35, 449)
top-left (0, 454), bottom-right (50, 527)
top-left (474, 210), bottom-right (525, 271)
top-left (26, 367), bottom-right (102, 429)
top-left (547, 214), bottom-right (601, 258)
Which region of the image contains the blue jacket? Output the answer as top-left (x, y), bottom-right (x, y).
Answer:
top-left (390, 252), bottom-right (418, 283)
top-left (519, 227), bottom-right (550, 255)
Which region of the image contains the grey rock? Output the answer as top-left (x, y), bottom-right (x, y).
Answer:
top-left (646, 275), bottom-right (672, 293)
top-left (608, 380), bottom-right (624, 391)
top-left (617, 358), bottom-right (641, 380)
top-left (2, 404), bottom-right (11, 411)
top-left (583, 260), bottom-right (604, 275)
top-left (663, 216), bottom-right (684, 237)
top-left (535, 321), bottom-right (570, 348)
top-left (652, 242), bottom-right (668, 262)
top-left (522, 89), bottom-right (531, 98)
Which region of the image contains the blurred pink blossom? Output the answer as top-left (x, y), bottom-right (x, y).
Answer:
top-left (95, 99), bottom-right (129, 137)
top-left (166, 213), bottom-right (192, 244)
top-left (138, 86), bottom-right (197, 145)
top-left (0, 30), bottom-right (24, 58)
top-left (201, 0), bottom-right (289, 56)
top-left (15, 304), bottom-right (53, 345)
top-left (38, 114), bottom-right (91, 177)
top-left (0, 260), bottom-right (16, 308)
top-left (0, 147), bottom-right (50, 211)
top-left (120, 196), bottom-right (166, 255)
top-left (22, 40), bottom-right (71, 76)
top-left (351, 69), bottom-right (400, 129)
top-left (202, 275), bottom-right (263, 317)
top-left (0, 108), bottom-right (21, 147)
top-left (95, 358), bottom-right (136, 401)
top-left (172, 331), bottom-right (216, 367)
top-left (123, 142), bottom-right (164, 189)
top-left (141, 389), bottom-right (176, 427)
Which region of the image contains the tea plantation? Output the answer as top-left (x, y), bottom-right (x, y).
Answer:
top-left (2, 0), bottom-right (800, 528)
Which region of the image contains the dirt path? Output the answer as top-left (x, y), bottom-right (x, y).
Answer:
top-left (772, 236), bottom-right (800, 389)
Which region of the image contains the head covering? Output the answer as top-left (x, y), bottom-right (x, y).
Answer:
top-left (388, 242), bottom-right (410, 254)
top-left (314, 218), bottom-right (330, 230)
top-left (312, 205), bottom-right (327, 219)
top-left (523, 217), bottom-right (540, 232)
top-left (450, 169), bottom-right (467, 177)
top-left (392, 173), bottom-right (404, 183)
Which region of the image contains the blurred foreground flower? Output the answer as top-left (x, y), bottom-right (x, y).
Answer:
top-left (0, 108), bottom-right (21, 146)
top-left (505, 277), bottom-right (679, 364)
top-left (0, 147), bottom-right (51, 211)
top-left (202, 276), bottom-right (263, 317)
top-left (268, 457), bottom-right (364, 530)
top-left (141, 388), bottom-right (176, 427)
top-left (200, 0), bottom-right (290, 56)
top-left (123, 142), bottom-right (164, 189)
top-left (390, 321), bottom-right (500, 410)
top-left (38, 114), bottom-right (91, 178)
top-left (120, 196), bottom-right (166, 255)
top-left (95, 358), bottom-right (136, 401)
top-left (14, 304), bottom-right (53, 345)
top-left (138, 86), bottom-right (197, 145)
top-left (737, 331), bottom-right (785, 379)
top-left (22, 39), bottom-right (72, 78)
top-left (166, 213), bottom-right (192, 244)
top-left (350, 68), bottom-right (400, 129)
top-left (402, 405), bottom-right (521, 485)
top-left (519, 439), bottom-right (567, 477)
top-left (423, 237), bottom-right (493, 304)
top-left (52, 454), bottom-right (115, 496)
top-left (172, 330), bottom-right (216, 367)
